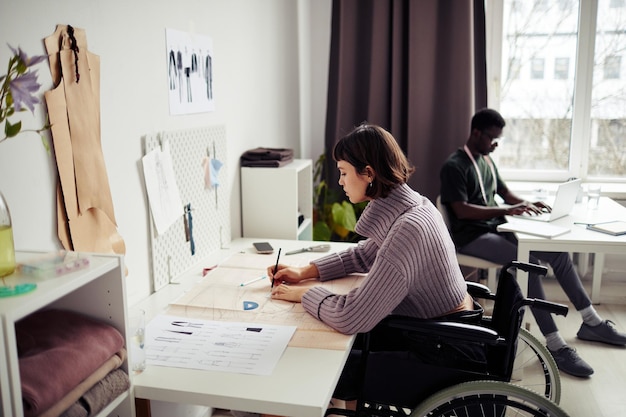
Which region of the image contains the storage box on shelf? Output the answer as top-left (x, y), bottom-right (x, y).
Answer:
top-left (0, 251), bottom-right (133, 417)
top-left (241, 159), bottom-right (313, 240)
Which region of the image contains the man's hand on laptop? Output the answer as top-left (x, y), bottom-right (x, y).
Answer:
top-left (506, 201), bottom-right (551, 217)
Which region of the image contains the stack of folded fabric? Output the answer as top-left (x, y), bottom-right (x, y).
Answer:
top-left (16, 309), bottom-right (130, 417)
top-left (240, 147), bottom-right (294, 167)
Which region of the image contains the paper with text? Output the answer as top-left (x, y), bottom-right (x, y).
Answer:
top-left (145, 314), bottom-right (296, 375)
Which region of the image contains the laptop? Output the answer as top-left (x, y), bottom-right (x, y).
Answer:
top-left (513, 178), bottom-right (581, 222)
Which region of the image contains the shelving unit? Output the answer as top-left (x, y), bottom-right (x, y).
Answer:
top-left (0, 251), bottom-right (133, 417)
top-left (241, 158), bottom-right (313, 240)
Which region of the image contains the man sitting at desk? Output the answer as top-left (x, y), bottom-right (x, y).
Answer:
top-left (439, 108), bottom-right (626, 378)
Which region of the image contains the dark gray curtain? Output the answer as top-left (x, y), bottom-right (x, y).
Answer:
top-left (324, 0), bottom-right (487, 202)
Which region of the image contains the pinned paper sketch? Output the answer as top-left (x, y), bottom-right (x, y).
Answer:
top-left (142, 143), bottom-right (184, 235)
top-left (166, 28), bottom-right (214, 115)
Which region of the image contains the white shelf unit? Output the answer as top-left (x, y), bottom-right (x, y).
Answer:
top-left (241, 159), bottom-right (313, 240)
top-left (0, 251), bottom-right (133, 417)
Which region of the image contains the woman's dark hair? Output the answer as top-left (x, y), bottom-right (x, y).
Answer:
top-left (333, 123), bottom-right (414, 199)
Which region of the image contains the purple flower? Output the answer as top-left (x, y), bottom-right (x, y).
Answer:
top-left (10, 70), bottom-right (41, 112)
top-left (8, 44), bottom-right (46, 68)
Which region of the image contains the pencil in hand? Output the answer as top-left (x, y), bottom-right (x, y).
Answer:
top-left (271, 248), bottom-right (281, 289)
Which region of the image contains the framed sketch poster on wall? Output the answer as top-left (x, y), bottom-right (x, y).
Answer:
top-left (166, 28), bottom-right (215, 115)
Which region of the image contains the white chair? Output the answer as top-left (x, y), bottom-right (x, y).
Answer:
top-left (436, 195), bottom-right (501, 291)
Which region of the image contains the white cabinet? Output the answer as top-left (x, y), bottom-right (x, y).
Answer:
top-left (0, 251), bottom-right (132, 417)
top-left (241, 159), bottom-right (313, 240)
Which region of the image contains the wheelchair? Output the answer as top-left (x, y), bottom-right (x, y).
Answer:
top-left (325, 261), bottom-right (570, 417)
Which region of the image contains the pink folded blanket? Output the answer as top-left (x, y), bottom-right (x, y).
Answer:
top-left (39, 349), bottom-right (126, 417)
top-left (16, 309), bottom-right (125, 417)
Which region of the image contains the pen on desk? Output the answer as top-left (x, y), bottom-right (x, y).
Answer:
top-left (574, 221), bottom-right (613, 226)
top-left (271, 248), bottom-right (281, 289)
top-left (240, 275), bottom-right (266, 287)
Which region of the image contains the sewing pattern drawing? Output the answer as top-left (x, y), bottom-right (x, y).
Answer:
top-left (145, 314), bottom-right (295, 375)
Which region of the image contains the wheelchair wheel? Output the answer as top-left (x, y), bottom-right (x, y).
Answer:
top-left (512, 328), bottom-right (561, 403)
top-left (410, 380), bottom-right (569, 417)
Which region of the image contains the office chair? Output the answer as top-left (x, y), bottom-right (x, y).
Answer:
top-left (324, 261), bottom-right (569, 417)
top-left (436, 195), bottom-right (502, 290)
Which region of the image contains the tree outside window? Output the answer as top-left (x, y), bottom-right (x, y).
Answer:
top-left (488, 0), bottom-right (626, 181)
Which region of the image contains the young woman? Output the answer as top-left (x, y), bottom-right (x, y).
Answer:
top-left (269, 123), bottom-right (474, 331)
top-left (232, 123), bottom-right (477, 417)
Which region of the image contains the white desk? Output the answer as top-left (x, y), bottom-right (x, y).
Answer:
top-left (132, 238), bottom-right (357, 417)
top-left (510, 197), bottom-right (626, 304)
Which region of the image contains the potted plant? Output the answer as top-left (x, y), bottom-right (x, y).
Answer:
top-left (312, 152), bottom-right (366, 242)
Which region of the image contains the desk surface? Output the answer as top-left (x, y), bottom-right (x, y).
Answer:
top-left (133, 238), bottom-right (357, 417)
top-left (508, 197), bottom-right (626, 302)
top-left (509, 197), bottom-right (626, 248)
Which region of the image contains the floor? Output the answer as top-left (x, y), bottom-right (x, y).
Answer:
top-left (212, 254), bottom-right (626, 417)
top-left (523, 253), bottom-right (626, 417)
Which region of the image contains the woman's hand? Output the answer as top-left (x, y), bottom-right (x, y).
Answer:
top-left (267, 263), bottom-right (319, 285)
top-left (270, 283), bottom-right (309, 303)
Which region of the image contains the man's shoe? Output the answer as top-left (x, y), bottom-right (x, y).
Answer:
top-left (577, 320), bottom-right (626, 346)
top-left (548, 346), bottom-right (594, 378)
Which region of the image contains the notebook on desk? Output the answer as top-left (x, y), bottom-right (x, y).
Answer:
top-left (513, 178), bottom-right (581, 222)
top-left (497, 220), bottom-right (570, 238)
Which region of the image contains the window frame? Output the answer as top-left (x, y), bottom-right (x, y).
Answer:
top-left (485, 0), bottom-right (625, 185)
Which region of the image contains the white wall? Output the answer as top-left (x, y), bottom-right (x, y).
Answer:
top-left (0, 0), bottom-right (332, 305)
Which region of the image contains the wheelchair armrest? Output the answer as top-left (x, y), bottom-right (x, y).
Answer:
top-left (526, 298), bottom-right (569, 317)
top-left (467, 281), bottom-right (495, 300)
top-left (382, 316), bottom-right (503, 345)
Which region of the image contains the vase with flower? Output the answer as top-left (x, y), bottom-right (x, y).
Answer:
top-left (0, 44), bottom-right (49, 296)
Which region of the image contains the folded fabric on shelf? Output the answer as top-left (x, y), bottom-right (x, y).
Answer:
top-left (40, 350), bottom-right (127, 417)
top-left (16, 309), bottom-right (125, 417)
top-left (240, 147), bottom-right (294, 167)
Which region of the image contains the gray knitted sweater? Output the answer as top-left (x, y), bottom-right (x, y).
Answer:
top-left (303, 183), bottom-right (467, 335)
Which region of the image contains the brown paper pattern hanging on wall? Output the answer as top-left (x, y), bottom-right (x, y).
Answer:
top-left (44, 24), bottom-right (126, 258)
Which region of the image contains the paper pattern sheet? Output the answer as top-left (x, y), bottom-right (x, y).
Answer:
top-left (146, 314), bottom-right (295, 375)
top-left (142, 143), bottom-right (184, 235)
top-left (168, 252), bottom-right (365, 350)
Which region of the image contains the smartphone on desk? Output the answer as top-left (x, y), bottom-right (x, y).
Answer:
top-left (253, 242), bottom-right (274, 254)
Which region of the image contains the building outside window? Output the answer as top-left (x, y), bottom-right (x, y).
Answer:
top-left (555, 57), bottom-right (570, 79)
top-left (531, 58), bottom-right (546, 79)
top-left (604, 55), bottom-right (621, 79)
top-left (487, 0), bottom-right (626, 182)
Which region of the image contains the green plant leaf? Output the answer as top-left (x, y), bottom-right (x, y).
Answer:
top-left (313, 220), bottom-right (332, 241)
top-left (332, 201), bottom-right (357, 231)
top-left (4, 119), bottom-right (21, 137)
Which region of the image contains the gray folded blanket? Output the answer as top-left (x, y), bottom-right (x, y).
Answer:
top-left (241, 147), bottom-right (294, 167)
top-left (59, 369), bottom-right (130, 417)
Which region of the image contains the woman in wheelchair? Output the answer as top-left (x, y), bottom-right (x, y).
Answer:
top-left (231, 124), bottom-right (569, 417)
top-left (265, 124), bottom-right (482, 409)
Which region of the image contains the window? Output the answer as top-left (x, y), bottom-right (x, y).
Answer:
top-left (508, 57), bottom-right (521, 80)
top-left (554, 57), bottom-right (570, 79)
top-left (487, 0), bottom-right (626, 182)
top-left (604, 55), bottom-right (621, 79)
top-left (531, 58), bottom-right (545, 79)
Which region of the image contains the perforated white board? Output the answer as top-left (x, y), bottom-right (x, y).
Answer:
top-left (144, 125), bottom-right (230, 290)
